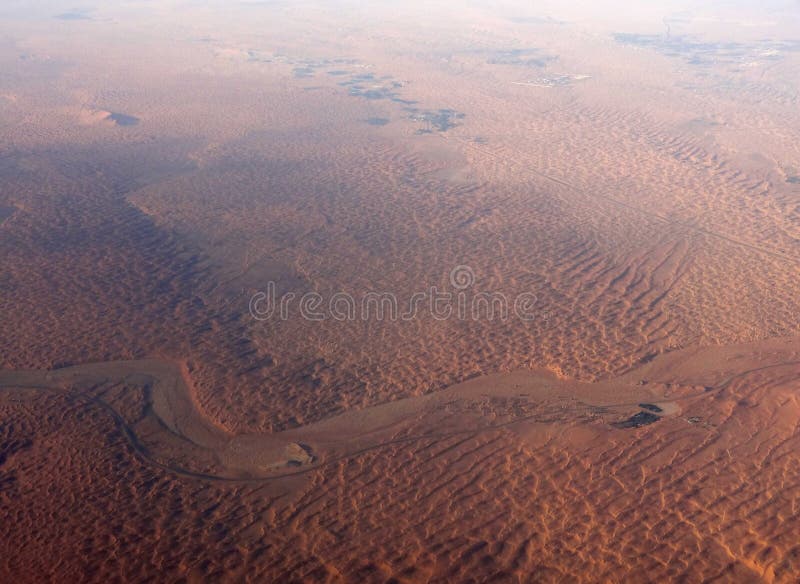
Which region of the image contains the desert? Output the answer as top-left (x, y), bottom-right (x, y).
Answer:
top-left (1, 0), bottom-right (799, 582)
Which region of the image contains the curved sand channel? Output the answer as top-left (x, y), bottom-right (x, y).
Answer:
top-left (3, 338), bottom-right (796, 482)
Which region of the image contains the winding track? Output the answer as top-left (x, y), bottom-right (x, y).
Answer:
top-left (2, 354), bottom-right (771, 484)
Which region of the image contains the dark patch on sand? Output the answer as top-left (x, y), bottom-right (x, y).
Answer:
top-left (487, 48), bottom-right (557, 68)
top-left (0, 206), bottom-right (15, 225)
top-left (614, 33), bottom-right (800, 68)
top-left (56, 11), bottom-right (92, 21)
top-left (106, 113), bottom-right (140, 127)
top-left (613, 411), bottom-right (660, 429)
top-left (365, 117), bottom-right (390, 126)
top-left (638, 403), bottom-right (663, 413)
top-left (340, 75), bottom-right (407, 101)
top-left (293, 67), bottom-right (315, 78)
top-left (408, 108), bottom-right (465, 133)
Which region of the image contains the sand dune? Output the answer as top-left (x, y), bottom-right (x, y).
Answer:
top-left (0, 354), bottom-right (683, 481)
top-left (1, 339), bottom-right (799, 581)
top-left (1, 0), bottom-right (799, 581)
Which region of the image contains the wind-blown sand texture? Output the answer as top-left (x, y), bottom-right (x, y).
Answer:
top-left (1, 339), bottom-right (799, 581)
top-left (1, 0), bottom-right (799, 581)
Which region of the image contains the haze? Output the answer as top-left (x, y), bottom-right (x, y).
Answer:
top-left (1, 1), bottom-right (799, 582)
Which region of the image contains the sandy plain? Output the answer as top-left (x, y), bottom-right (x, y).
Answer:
top-left (1, 0), bottom-right (799, 581)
